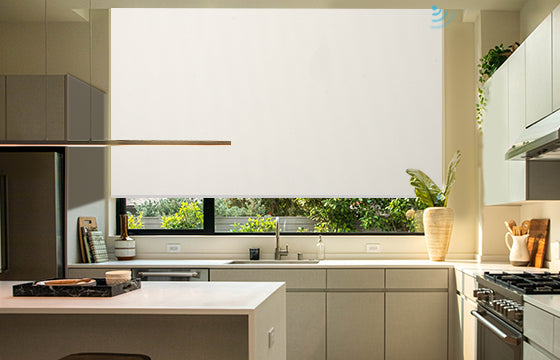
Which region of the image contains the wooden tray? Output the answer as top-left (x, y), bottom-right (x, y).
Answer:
top-left (12, 278), bottom-right (141, 297)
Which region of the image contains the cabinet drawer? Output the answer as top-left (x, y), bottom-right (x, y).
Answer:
top-left (524, 341), bottom-right (555, 360)
top-left (327, 269), bottom-right (384, 289)
top-left (67, 268), bottom-right (125, 278)
top-left (386, 269), bottom-right (448, 289)
top-left (525, 303), bottom-right (554, 352)
top-left (210, 269), bottom-right (326, 290)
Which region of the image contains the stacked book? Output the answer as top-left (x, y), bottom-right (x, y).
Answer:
top-left (81, 227), bottom-right (109, 263)
top-left (78, 217), bottom-right (109, 263)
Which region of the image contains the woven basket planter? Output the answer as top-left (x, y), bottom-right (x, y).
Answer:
top-left (423, 207), bottom-right (454, 261)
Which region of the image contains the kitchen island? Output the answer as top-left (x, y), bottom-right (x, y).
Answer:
top-left (0, 281), bottom-right (286, 360)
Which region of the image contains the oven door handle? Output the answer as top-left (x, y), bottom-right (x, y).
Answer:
top-left (137, 271), bottom-right (199, 278)
top-left (470, 310), bottom-right (521, 346)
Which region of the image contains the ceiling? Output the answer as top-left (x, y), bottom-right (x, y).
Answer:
top-left (0, 0), bottom-right (531, 22)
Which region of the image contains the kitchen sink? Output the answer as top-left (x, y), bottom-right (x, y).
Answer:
top-left (228, 260), bottom-right (320, 264)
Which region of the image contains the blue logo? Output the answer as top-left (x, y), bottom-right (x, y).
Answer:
top-left (431, 5), bottom-right (455, 29)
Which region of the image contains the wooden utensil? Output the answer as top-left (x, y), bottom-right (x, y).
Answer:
top-left (526, 219), bottom-right (550, 268)
top-left (521, 220), bottom-right (530, 235)
top-left (505, 220), bottom-right (517, 234)
top-left (505, 221), bottom-right (512, 234)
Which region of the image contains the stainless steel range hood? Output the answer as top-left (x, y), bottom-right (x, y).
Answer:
top-left (506, 109), bottom-right (560, 160)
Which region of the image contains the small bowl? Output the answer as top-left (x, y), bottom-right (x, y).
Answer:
top-left (105, 270), bottom-right (131, 286)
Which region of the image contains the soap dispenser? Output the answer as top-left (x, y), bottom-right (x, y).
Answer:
top-left (316, 235), bottom-right (325, 260)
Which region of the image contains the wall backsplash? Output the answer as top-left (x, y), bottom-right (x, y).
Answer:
top-left (103, 235), bottom-right (477, 262)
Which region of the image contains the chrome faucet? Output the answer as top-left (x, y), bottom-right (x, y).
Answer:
top-left (274, 217), bottom-right (289, 260)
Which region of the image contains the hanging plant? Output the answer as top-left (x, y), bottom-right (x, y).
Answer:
top-left (476, 43), bottom-right (518, 131)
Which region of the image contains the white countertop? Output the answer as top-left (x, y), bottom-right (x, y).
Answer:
top-left (524, 294), bottom-right (560, 318)
top-left (0, 281), bottom-right (285, 315)
top-left (68, 259), bottom-right (464, 269)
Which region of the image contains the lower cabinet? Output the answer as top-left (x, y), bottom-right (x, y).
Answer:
top-left (287, 292), bottom-right (326, 360)
top-left (524, 341), bottom-right (556, 360)
top-left (462, 298), bottom-right (477, 360)
top-left (326, 292), bottom-right (384, 360)
top-left (385, 292), bottom-right (448, 360)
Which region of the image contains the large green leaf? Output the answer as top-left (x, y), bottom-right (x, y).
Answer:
top-left (442, 150), bottom-right (462, 206)
top-left (405, 169), bottom-right (442, 207)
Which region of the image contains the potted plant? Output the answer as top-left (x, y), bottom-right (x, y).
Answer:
top-left (477, 43), bottom-right (518, 131)
top-left (406, 150), bottom-right (462, 261)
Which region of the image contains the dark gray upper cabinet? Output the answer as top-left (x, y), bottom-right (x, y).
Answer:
top-left (2, 74), bottom-right (105, 141)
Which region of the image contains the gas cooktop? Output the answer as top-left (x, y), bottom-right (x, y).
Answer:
top-left (484, 272), bottom-right (560, 295)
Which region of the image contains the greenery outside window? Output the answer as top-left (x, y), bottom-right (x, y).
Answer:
top-left (117, 198), bottom-right (427, 235)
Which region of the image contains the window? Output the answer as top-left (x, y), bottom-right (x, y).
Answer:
top-left (117, 198), bottom-right (426, 235)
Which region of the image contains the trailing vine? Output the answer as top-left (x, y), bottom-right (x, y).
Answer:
top-left (477, 43), bottom-right (518, 131)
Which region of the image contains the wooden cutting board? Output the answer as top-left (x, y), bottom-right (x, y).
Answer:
top-left (77, 217), bottom-right (97, 263)
top-left (527, 219), bottom-right (549, 268)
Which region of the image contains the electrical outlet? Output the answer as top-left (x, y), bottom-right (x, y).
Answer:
top-left (166, 243), bottom-right (181, 253)
top-left (268, 327), bottom-right (275, 348)
top-left (552, 241), bottom-right (560, 260)
top-left (366, 243), bottom-right (381, 253)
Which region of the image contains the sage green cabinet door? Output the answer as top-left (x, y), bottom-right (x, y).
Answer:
top-left (6, 75), bottom-right (47, 140)
top-left (386, 292), bottom-right (448, 360)
top-left (287, 292), bottom-right (326, 360)
top-left (327, 292), bottom-right (384, 360)
top-left (526, 13), bottom-right (552, 126)
top-left (0, 76), bottom-right (5, 140)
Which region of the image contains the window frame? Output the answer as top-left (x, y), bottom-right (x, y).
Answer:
top-left (116, 198), bottom-right (424, 236)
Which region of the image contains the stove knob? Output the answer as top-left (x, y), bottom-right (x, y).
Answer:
top-left (475, 289), bottom-right (493, 301)
top-left (496, 301), bottom-right (506, 312)
top-left (473, 289), bottom-right (485, 298)
top-left (507, 308), bottom-right (523, 322)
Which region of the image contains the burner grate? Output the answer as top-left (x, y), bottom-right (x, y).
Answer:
top-left (484, 271), bottom-right (560, 294)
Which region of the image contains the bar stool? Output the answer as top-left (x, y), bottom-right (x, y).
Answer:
top-left (59, 353), bottom-right (151, 360)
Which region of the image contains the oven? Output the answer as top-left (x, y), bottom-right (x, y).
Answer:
top-left (473, 271), bottom-right (560, 360)
top-left (471, 305), bottom-right (523, 360)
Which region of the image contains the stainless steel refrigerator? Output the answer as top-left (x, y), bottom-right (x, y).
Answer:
top-left (0, 150), bottom-right (64, 280)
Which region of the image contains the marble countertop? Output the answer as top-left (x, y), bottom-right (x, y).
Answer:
top-left (0, 281), bottom-right (285, 315)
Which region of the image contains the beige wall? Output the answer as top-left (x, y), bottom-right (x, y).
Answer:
top-left (480, 11), bottom-right (520, 54)
top-left (444, 10), bottom-right (478, 259)
top-left (475, 11), bottom-right (522, 262)
top-left (520, 0), bottom-right (560, 40)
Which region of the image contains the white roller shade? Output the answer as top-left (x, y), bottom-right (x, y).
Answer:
top-left (110, 8), bottom-right (442, 198)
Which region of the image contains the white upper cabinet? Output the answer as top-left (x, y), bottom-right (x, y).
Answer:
top-left (483, 64), bottom-right (510, 205)
top-left (553, 5), bottom-right (560, 112)
top-left (507, 43), bottom-right (526, 202)
top-left (525, 14), bottom-right (552, 126)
